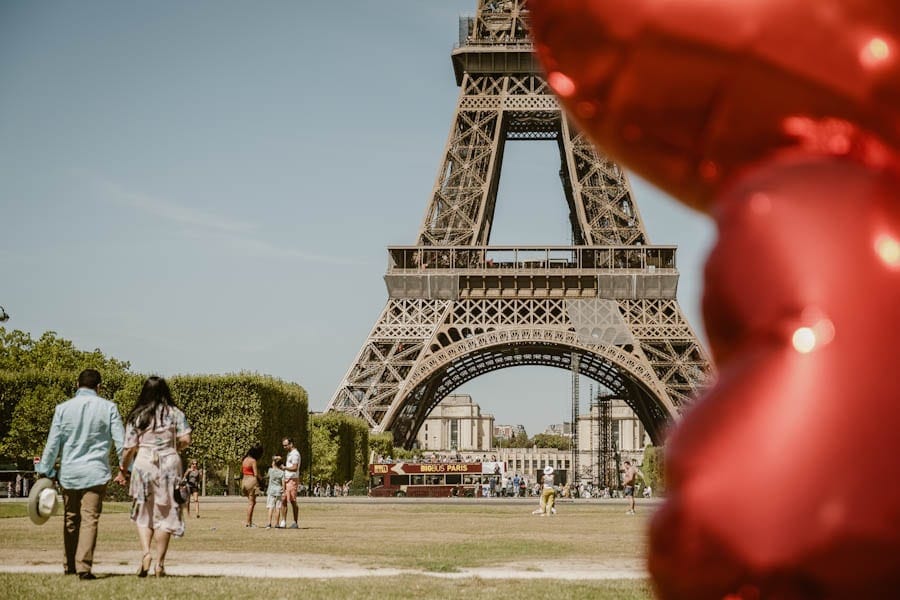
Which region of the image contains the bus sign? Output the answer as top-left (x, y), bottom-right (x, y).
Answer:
top-left (369, 461), bottom-right (505, 497)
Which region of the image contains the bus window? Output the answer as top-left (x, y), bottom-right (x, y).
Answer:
top-left (426, 475), bottom-right (443, 485)
top-left (371, 475), bottom-right (384, 488)
top-left (411, 475), bottom-right (424, 485)
top-left (445, 474), bottom-right (461, 485)
top-left (390, 475), bottom-right (410, 486)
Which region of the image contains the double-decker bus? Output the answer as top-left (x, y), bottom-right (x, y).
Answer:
top-left (369, 461), bottom-right (505, 498)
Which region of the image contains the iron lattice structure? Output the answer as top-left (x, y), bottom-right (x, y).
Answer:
top-left (327, 0), bottom-right (712, 448)
top-left (596, 392), bottom-right (617, 489)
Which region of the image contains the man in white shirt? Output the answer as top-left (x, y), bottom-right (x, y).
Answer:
top-left (281, 437), bottom-right (301, 529)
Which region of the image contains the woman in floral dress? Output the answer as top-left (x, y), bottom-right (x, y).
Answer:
top-left (120, 376), bottom-right (191, 577)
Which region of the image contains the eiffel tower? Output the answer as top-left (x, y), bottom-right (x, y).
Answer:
top-left (327, 0), bottom-right (712, 448)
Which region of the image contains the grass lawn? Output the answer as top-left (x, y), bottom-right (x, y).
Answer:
top-left (1, 573), bottom-right (655, 599)
top-left (0, 497), bottom-right (657, 599)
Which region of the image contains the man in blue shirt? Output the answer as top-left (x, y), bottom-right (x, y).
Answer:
top-left (36, 369), bottom-right (126, 579)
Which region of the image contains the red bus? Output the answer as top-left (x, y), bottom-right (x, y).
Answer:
top-left (369, 461), bottom-right (505, 498)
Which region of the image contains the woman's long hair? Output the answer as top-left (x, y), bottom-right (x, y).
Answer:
top-left (126, 376), bottom-right (176, 432)
top-left (243, 444), bottom-right (264, 461)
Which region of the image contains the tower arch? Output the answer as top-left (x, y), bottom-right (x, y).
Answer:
top-left (382, 328), bottom-right (677, 448)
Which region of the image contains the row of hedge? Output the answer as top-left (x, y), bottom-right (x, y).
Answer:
top-left (0, 371), bottom-right (309, 485)
top-left (309, 412), bottom-right (370, 494)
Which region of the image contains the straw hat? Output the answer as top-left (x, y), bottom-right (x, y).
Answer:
top-left (543, 466), bottom-right (554, 475)
top-left (27, 477), bottom-right (59, 525)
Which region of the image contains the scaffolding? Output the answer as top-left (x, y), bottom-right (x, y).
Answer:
top-left (570, 353), bottom-right (579, 485)
top-left (596, 390), bottom-right (617, 490)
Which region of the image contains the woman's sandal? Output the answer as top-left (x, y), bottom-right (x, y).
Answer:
top-left (137, 553), bottom-right (152, 578)
top-left (154, 564), bottom-right (166, 577)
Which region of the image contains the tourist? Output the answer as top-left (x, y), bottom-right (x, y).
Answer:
top-left (281, 437), bottom-right (301, 528)
top-left (241, 444), bottom-right (264, 527)
top-left (183, 460), bottom-right (201, 518)
top-left (265, 456), bottom-right (284, 528)
top-left (622, 460), bottom-right (644, 515)
top-left (532, 466), bottom-right (557, 516)
top-left (120, 376), bottom-right (192, 577)
top-left (36, 369), bottom-right (127, 579)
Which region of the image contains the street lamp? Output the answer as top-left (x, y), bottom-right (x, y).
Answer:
top-left (307, 410), bottom-right (314, 496)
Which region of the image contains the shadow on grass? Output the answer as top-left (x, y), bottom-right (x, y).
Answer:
top-left (422, 563), bottom-right (461, 573)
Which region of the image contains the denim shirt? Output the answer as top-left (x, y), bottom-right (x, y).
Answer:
top-left (37, 388), bottom-right (125, 490)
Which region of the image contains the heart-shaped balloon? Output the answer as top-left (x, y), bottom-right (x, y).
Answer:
top-left (651, 155), bottom-right (900, 599)
top-left (529, 0), bottom-right (900, 211)
top-left (528, 1), bottom-right (900, 598)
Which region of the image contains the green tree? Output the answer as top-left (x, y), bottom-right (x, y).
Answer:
top-left (531, 433), bottom-right (571, 450)
top-left (508, 431), bottom-right (532, 448)
top-left (0, 327), bottom-right (135, 461)
top-left (0, 328), bottom-right (131, 375)
top-left (369, 432), bottom-right (394, 462)
top-left (0, 383), bottom-right (68, 458)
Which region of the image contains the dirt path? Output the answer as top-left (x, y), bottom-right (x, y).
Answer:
top-left (0, 550), bottom-right (646, 580)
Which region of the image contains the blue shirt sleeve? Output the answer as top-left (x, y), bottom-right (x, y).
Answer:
top-left (110, 404), bottom-right (125, 465)
top-left (37, 405), bottom-right (63, 479)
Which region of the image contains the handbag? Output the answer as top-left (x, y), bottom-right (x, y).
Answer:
top-left (170, 420), bottom-right (190, 505)
top-left (174, 478), bottom-right (191, 505)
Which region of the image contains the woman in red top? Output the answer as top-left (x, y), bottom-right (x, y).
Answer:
top-left (240, 444), bottom-right (263, 527)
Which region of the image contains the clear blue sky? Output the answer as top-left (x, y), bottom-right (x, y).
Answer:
top-left (0, 1), bottom-right (715, 435)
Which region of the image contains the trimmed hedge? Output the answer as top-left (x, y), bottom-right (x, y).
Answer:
top-left (0, 371), bottom-right (308, 489)
top-left (642, 444), bottom-right (666, 494)
top-left (115, 373), bottom-right (308, 494)
top-left (309, 412), bottom-right (369, 493)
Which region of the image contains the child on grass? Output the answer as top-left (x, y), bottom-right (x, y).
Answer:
top-left (265, 456), bottom-right (285, 529)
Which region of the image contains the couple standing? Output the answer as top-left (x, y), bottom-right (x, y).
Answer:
top-left (36, 370), bottom-right (191, 579)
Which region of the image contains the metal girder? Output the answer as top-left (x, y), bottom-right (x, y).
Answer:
top-left (326, 0), bottom-right (713, 447)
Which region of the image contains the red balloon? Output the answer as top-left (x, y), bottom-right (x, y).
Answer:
top-left (650, 156), bottom-right (900, 599)
top-left (529, 0), bottom-right (900, 211)
top-left (529, 2), bottom-right (900, 597)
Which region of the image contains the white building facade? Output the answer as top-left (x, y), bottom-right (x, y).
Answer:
top-left (496, 400), bottom-right (649, 485)
top-left (414, 394), bottom-right (494, 451)
top-left (575, 399), bottom-right (651, 485)
top-left (414, 396), bottom-right (650, 486)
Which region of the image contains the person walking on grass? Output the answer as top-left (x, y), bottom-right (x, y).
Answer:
top-left (36, 369), bottom-right (127, 580)
top-left (532, 466), bottom-right (557, 516)
top-left (281, 437), bottom-right (301, 528)
top-left (183, 460), bottom-right (201, 518)
top-left (622, 460), bottom-right (644, 515)
top-left (265, 456), bottom-right (285, 529)
top-left (120, 376), bottom-right (192, 577)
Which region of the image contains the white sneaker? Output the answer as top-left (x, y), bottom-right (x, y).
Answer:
top-left (532, 509), bottom-right (543, 515)
top-left (279, 519), bottom-right (286, 528)
top-left (550, 507), bottom-right (557, 515)
top-left (626, 509), bottom-right (635, 515)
